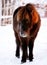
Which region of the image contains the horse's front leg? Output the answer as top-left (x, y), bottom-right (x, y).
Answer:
top-left (16, 38), bottom-right (20, 58)
top-left (14, 31), bottom-right (20, 58)
top-left (21, 38), bottom-right (28, 63)
top-left (29, 39), bottom-right (34, 61)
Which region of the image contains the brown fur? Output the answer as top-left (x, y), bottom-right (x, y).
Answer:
top-left (13, 3), bottom-right (41, 63)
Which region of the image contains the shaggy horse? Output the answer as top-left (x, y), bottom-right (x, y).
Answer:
top-left (13, 3), bottom-right (41, 63)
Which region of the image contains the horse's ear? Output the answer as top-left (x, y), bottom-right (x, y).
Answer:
top-left (32, 10), bottom-right (39, 24)
top-left (13, 7), bottom-right (21, 17)
top-left (17, 7), bottom-right (24, 21)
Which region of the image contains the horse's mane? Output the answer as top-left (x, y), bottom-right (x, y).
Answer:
top-left (13, 3), bottom-right (39, 24)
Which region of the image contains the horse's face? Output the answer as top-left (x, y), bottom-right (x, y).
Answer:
top-left (19, 19), bottom-right (32, 37)
top-left (16, 11), bottom-right (33, 37)
top-left (20, 19), bottom-right (31, 31)
top-left (17, 8), bottom-right (32, 37)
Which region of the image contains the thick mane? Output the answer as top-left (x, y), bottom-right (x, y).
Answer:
top-left (26, 3), bottom-right (39, 24)
top-left (13, 3), bottom-right (39, 24)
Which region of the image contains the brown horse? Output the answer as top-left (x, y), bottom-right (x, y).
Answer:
top-left (13, 3), bottom-right (41, 63)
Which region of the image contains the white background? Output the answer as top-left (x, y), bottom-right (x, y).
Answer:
top-left (0, 0), bottom-right (47, 65)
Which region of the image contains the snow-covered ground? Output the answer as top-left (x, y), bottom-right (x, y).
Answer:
top-left (0, 18), bottom-right (47, 65)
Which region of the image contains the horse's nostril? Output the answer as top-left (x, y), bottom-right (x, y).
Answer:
top-left (21, 30), bottom-right (24, 34)
top-left (21, 32), bottom-right (23, 34)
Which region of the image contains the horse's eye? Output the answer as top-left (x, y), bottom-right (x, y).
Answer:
top-left (19, 22), bottom-right (21, 25)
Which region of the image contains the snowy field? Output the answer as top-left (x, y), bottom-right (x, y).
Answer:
top-left (0, 18), bottom-right (47, 65)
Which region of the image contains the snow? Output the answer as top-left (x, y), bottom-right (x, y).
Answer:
top-left (0, 18), bottom-right (47, 65)
top-left (16, 0), bottom-right (47, 5)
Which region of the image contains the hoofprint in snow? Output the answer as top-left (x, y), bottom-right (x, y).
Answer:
top-left (0, 18), bottom-right (47, 65)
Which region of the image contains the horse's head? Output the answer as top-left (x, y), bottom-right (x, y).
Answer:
top-left (13, 3), bottom-right (39, 37)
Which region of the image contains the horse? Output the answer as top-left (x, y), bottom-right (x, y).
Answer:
top-left (13, 3), bottom-right (41, 63)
